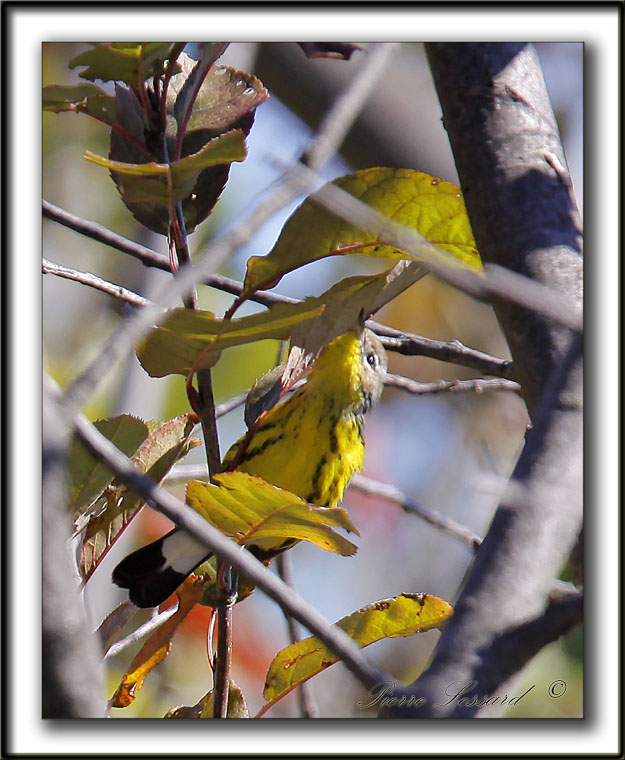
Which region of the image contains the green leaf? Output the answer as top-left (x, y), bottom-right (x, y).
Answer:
top-left (42, 83), bottom-right (117, 122)
top-left (136, 300), bottom-right (325, 378)
top-left (164, 680), bottom-right (249, 719)
top-left (263, 593), bottom-right (454, 707)
top-left (74, 414), bottom-right (200, 581)
top-left (187, 473), bottom-right (359, 556)
top-left (68, 414), bottom-right (149, 519)
top-left (69, 42), bottom-right (180, 87)
top-left (244, 167), bottom-right (481, 292)
top-left (85, 129), bottom-right (246, 205)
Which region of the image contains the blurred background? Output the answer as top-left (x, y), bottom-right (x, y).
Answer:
top-left (42, 42), bottom-right (583, 718)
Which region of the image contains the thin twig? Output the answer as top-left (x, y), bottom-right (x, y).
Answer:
top-left (196, 370), bottom-right (222, 474)
top-left (370, 322), bottom-right (514, 378)
top-left (214, 392), bottom-right (249, 420)
top-left (43, 200), bottom-right (171, 271)
top-left (212, 562), bottom-right (236, 718)
top-left (166, 129), bottom-right (226, 708)
top-left (455, 591), bottom-right (583, 709)
top-left (103, 606), bottom-right (178, 659)
top-left (350, 473), bottom-right (482, 550)
top-left (42, 258), bottom-right (151, 308)
top-left (163, 464), bottom-right (217, 484)
top-left (197, 364), bottom-right (230, 719)
top-left (385, 372), bottom-right (521, 396)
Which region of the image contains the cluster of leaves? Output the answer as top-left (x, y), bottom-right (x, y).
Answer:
top-left (69, 414), bottom-right (200, 580)
top-left (43, 42), bottom-right (267, 235)
top-left (45, 42), bottom-right (481, 717)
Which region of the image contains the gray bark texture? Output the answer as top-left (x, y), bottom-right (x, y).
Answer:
top-left (42, 394), bottom-right (105, 718)
top-left (425, 42), bottom-right (583, 416)
top-left (386, 43), bottom-right (583, 718)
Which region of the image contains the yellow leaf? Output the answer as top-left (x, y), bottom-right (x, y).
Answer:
top-left (109, 577), bottom-right (205, 709)
top-left (84, 131), bottom-right (246, 205)
top-left (281, 260), bottom-right (426, 387)
top-left (186, 473), bottom-right (359, 557)
top-left (244, 168), bottom-right (481, 292)
top-left (262, 593), bottom-right (453, 708)
top-left (136, 300), bottom-right (325, 378)
top-left (109, 642), bottom-right (171, 709)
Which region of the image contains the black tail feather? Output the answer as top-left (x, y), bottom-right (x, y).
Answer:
top-left (112, 528), bottom-right (212, 608)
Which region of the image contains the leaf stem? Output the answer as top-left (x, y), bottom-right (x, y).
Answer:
top-left (82, 112), bottom-right (151, 155)
top-left (160, 44), bottom-right (186, 131)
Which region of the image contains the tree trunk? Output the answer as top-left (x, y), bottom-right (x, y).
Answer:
top-left (389, 43), bottom-right (583, 718)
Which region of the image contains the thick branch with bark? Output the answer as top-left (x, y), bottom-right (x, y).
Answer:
top-left (425, 42), bottom-right (583, 416)
top-left (385, 43), bottom-right (583, 717)
top-left (42, 394), bottom-right (105, 717)
top-left (397, 334), bottom-right (582, 717)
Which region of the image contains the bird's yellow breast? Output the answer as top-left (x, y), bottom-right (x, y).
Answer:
top-left (224, 333), bottom-right (367, 507)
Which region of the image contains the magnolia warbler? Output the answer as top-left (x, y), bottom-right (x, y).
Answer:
top-left (113, 328), bottom-right (387, 607)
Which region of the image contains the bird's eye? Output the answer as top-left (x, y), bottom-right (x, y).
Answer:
top-left (366, 352), bottom-right (378, 368)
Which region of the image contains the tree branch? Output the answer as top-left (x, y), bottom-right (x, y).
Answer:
top-left (350, 474), bottom-right (482, 550)
top-left (370, 323), bottom-right (514, 378)
top-left (42, 258), bottom-right (150, 308)
top-left (471, 591), bottom-right (583, 707)
top-left (42, 387), bottom-right (106, 717)
top-left (102, 607), bottom-right (178, 660)
top-left (425, 42), bottom-right (583, 416)
top-left (385, 372), bottom-right (521, 396)
top-left (395, 330), bottom-right (582, 717)
top-left (382, 43), bottom-right (584, 719)
top-left (43, 199), bottom-right (171, 272)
